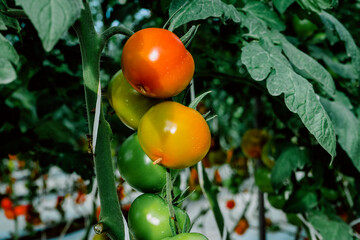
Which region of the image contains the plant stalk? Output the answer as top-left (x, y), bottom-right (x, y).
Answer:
top-left (73, 2), bottom-right (124, 239)
top-left (166, 168), bottom-right (181, 235)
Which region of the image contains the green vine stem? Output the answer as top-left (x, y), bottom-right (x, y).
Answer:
top-left (166, 168), bottom-right (181, 235)
top-left (72, 2), bottom-right (132, 239)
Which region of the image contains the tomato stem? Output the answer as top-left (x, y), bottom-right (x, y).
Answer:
top-left (73, 1), bottom-right (125, 239)
top-left (165, 168), bottom-right (181, 235)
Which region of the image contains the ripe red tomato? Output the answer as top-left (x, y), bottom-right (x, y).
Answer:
top-left (14, 205), bottom-right (29, 216)
top-left (138, 101), bottom-right (211, 169)
top-left (1, 197), bottom-right (13, 210)
top-left (128, 193), bottom-right (190, 240)
top-left (107, 70), bottom-right (161, 130)
top-left (121, 28), bottom-right (195, 98)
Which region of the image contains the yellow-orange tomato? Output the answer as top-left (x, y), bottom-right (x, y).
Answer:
top-left (241, 129), bottom-right (269, 159)
top-left (107, 70), bottom-right (161, 130)
top-left (138, 101), bottom-right (211, 169)
top-left (121, 28), bottom-right (195, 98)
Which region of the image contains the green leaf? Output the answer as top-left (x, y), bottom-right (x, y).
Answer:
top-left (255, 168), bottom-right (273, 193)
top-left (0, 58), bottom-right (16, 84)
top-left (321, 98), bottom-right (360, 173)
top-left (283, 187), bottom-right (318, 213)
top-left (15, 0), bottom-right (84, 52)
top-left (296, 0), bottom-right (338, 13)
top-left (0, 33), bottom-right (19, 65)
top-left (279, 36), bottom-right (335, 96)
top-left (0, 13), bottom-right (21, 31)
top-left (0, 14), bottom-right (6, 30)
top-left (273, 0), bottom-right (295, 14)
top-left (309, 45), bottom-right (358, 80)
top-left (320, 11), bottom-right (360, 78)
top-left (308, 212), bottom-right (353, 240)
top-left (243, 1), bottom-right (285, 31)
top-left (271, 146), bottom-right (310, 190)
top-left (188, 91), bottom-right (212, 109)
top-left (168, 0), bottom-right (242, 31)
top-left (241, 41), bottom-right (337, 158)
top-left (34, 120), bottom-right (74, 144)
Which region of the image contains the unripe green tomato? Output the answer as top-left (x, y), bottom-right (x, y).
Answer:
top-left (118, 134), bottom-right (166, 193)
top-left (292, 15), bottom-right (317, 39)
top-left (92, 233), bottom-right (110, 240)
top-left (107, 70), bottom-right (161, 130)
top-left (128, 193), bottom-right (190, 240)
top-left (161, 233), bottom-right (208, 240)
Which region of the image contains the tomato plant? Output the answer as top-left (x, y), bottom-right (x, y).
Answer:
top-left (117, 133), bottom-right (167, 193)
top-left (107, 70), bottom-right (162, 130)
top-left (138, 101), bottom-right (211, 169)
top-left (121, 28), bottom-right (195, 98)
top-left (128, 193), bottom-right (190, 240)
top-left (161, 233), bottom-right (208, 240)
top-left (240, 129), bottom-right (269, 159)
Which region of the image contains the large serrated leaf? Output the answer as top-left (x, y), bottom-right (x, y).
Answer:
top-left (0, 58), bottom-right (16, 84)
top-left (279, 36), bottom-right (335, 96)
top-left (271, 146), bottom-right (310, 191)
top-left (273, 0), bottom-right (295, 14)
top-left (309, 212), bottom-right (353, 240)
top-left (320, 11), bottom-right (360, 78)
top-left (309, 45), bottom-right (358, 80)
top-left (243, 1), bottom-right (285, 31)
top-left (241, 41), bottom-right (336, 158)
top-left (321, 98), bottom-right (360, 173)
top-left (168, 0), bottom-right (242, 31)
top-left (15, 0), bottom-right (84, 52)
top-left (0, 33), bottom-right (19, 65)
top-left (296, 0), bottom-right (337, 13)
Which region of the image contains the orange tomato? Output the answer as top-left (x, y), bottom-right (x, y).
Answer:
top-left (234, 218), bottom-right (249, 235)
top-left (96, 206), bottom-right (101, 222)
top-left (4, 209), bottom-right (15, 220)
top-left (241, 129), bottom-right (269, 159)
top-left (121, 28), bottom-right (195, 98)
top-left (138, 101), bottom-right (211, 169)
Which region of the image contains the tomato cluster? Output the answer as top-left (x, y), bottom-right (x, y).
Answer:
top-left (105, 28), bottom-right (210, 239)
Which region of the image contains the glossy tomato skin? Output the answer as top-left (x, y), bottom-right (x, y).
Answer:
top-left (118, 133), bottom-right (166, 193)
top-left (107, 70), bottom-right (161, 130)
top-left (138, 101), bottom-right (211, 169)
top-left (161, 233), bottom-right (208, 240)
top-left (121, 28), bottom-right (195, 98)
top-left (128, 193), bottom-right (190, 240)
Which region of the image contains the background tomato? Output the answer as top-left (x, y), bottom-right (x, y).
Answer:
top-left (107, 70), bottom-right (161, 130)
top-left (121, 28), bottom-right (195, 98)
top-left (241, 129), bottom-right (269, 159)
top-left (1, 197), bottom-right (13, 210)
top-left (118, 133), bottom-right (167, 193)
top-left (138, 101), bottom-right (211, 169)
top-left (161, 233), bottom-right (208, 240)
top-left (292, 15), bottom-right (317, 39)
top-left (128, 193), bottom-right (190, 240)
